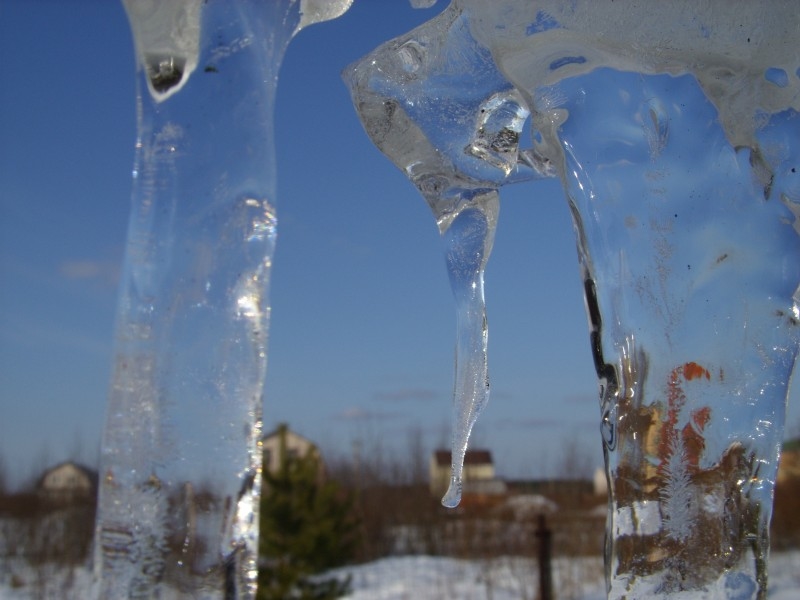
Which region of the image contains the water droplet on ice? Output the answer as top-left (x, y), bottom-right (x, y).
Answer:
top-left (441, 476), bottom-right (462, 508)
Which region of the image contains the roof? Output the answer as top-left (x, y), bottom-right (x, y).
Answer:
top-left (40, 460), bottom-right (97, 477)
top-left (37, 461), bottom-right (98, 489)
top-left (433, 449), bottom-right (493, 467)
top-left (261, 423), bottom-right (314, 446)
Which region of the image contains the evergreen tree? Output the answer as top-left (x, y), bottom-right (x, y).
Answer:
top-left (257, 426), bottom-right (359, 600)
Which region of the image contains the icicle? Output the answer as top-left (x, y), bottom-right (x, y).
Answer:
top-left (342, 7), bottom-right (539, 506)
top-left (99, 2), bottom-right (356, 597)
top-left (441, 192), bottom-right (498, 507)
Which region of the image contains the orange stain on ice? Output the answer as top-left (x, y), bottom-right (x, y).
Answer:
top-left (682, 361), bottom-right (711, 381)
top-left (658, 361), bottom-right (713, 474)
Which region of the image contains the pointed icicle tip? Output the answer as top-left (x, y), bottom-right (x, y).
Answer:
top-left (441, 475), bottom-right (462, 508)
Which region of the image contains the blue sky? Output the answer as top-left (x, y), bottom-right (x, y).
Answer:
top-left (2, 0), bottom-right (798, 490)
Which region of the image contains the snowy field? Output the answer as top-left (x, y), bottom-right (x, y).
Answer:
top-left (2, 552), bottom-right (799, 598)
top-left (329, 553), bottom-right (800, 600)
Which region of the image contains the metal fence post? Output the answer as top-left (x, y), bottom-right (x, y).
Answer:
top-left (536, 514), bottom-right (553, 600)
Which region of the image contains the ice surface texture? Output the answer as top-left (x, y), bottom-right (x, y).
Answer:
top-left (346, 1), bottom-right (800, 597)
top-left (344, 1), bottom-right (552, 507)
top-left (96, 1), bottom-right (352, 598)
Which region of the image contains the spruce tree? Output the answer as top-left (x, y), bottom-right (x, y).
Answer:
top-left (257, 426), bottom-right (359, 600)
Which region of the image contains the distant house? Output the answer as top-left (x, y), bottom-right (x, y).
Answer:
top-left (429, 449), bottom-right (507, 499)
top-left (593, 467), bottom-right (608, 497)
top-left (37, 461), bottom-right (97, 502)
top-left (261, 423), bottom-right (322, 476)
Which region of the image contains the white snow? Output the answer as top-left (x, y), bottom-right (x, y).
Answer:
top-left (2, 552), bottom-right (798, 598)
top-left (325, 552), bottom-right (800, 600)
top-left (326, 555), bottom-right (601, 600)
top-left (501, 494), bottom-right (559, 519)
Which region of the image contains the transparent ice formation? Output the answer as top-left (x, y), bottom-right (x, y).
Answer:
top-left (346, 1), bottom-right (800, 597)
top-left (344, 2), bottom-right (552, 506)
top-left (102, 0), bottom-right (800, 597)
top-left (96, 1), bottom-right (352, 598)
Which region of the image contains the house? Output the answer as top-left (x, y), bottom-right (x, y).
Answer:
top-left (593, 467), bottom-right (608, 497)
top-left (37, 461), bottom-right (97, 502)
top-left (261, 423), bottom-right (322, 476)
top-left (429, 449), bottom-right (507, 500)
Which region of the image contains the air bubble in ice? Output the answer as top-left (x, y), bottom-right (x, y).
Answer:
top-left (144, 54), bottom-right (186, 94)
top-left (397, 41), bottom-right (425, 75)
top-left (122, 0), bottom-right (202, 102)
top-left (466, 90), bottom-right (529, 176)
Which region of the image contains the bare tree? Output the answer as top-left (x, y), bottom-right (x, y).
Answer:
top-left (0, 449), bottom-right (8, 494)
top-left (68, 427), bottom-right (85, 464)
top-left (405, 424), bottom-right (429, 485)
top-left (552, 437), bottom-right (595, 480)
top-left (21, 443), bottom-right (52, 492)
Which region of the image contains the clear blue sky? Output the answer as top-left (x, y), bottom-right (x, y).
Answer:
top-left (2, 0), bottom-right (798, 490)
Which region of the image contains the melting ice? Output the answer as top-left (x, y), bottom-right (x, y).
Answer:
top-left (347, 0), bottom-right (800, 597)
top-left (97, 1), bottom-right (353, 598)
top-left (105, 0), bottom-right (800, 597)
top-left (344, 1), bottom-right (550, 508)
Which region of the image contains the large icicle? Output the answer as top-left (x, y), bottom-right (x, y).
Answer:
top-left (98, 1), bottom-right (353, 597)
top-left (343, 2), bottom-right (548, 507)
top-left (347, 1), bottom-right (800, 596)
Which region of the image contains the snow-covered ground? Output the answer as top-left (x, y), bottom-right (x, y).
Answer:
top-left (2, 552), bottom-right (799, 598)
top-left (328, 554), bottom-right (603, 600)
top-left (327, 552), bottom-right (800, 600)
